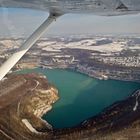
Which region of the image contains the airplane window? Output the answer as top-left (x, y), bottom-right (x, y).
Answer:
top-left (0, 1), bottom-right (140, 140)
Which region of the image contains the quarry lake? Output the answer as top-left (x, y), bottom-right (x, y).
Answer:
top-left (18, 68), bottom-right (140, 129)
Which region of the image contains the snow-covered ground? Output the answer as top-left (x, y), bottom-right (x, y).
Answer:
top-left (0, 36), bottom-right (140, 54)
top-left (36, 37), bottom-right (140, 53)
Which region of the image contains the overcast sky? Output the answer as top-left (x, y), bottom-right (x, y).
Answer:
top-left (0, 8), bottom-right (140, 37)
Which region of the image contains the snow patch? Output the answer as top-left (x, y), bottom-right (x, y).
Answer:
top-left (133, 90), bottom-right (140, 111)
top-left (22, 119), bottom-right (40, 134)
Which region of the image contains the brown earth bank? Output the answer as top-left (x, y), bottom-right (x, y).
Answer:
top-left (0, 74), bottom-right (140, 140)
top-left (0, 74), bottom-right (58, 140)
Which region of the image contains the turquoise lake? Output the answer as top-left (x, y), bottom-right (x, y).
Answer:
top-left (17, 68), bottom-right (140, 129)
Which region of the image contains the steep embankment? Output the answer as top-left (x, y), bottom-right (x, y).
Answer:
top-left (0, 74), bottom-right (58, 140)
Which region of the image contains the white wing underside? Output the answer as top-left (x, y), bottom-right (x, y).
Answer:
top-left (0, 0), bottom-right (140, 16)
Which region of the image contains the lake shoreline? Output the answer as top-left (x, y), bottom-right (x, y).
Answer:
top-left (53, 89), bottom-right (140, 140)
top-left (16, 67), bottom-right (140, 84)
top-left (16, 68), bottom-right (140, 129)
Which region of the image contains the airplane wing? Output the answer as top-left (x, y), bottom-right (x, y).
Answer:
top-left (0, 0), bottom-right (140, 80)
top-left (0, 0), bottom-right (140, 16)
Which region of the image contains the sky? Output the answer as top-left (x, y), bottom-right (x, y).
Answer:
top-left (0, 8), bottom-right (140, 37)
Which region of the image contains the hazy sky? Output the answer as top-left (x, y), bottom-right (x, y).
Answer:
top-left (0, 8), bottom-right (140, 37)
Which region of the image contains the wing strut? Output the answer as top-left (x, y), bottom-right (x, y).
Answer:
top-left (0, 12), bottom-right (61, 80)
